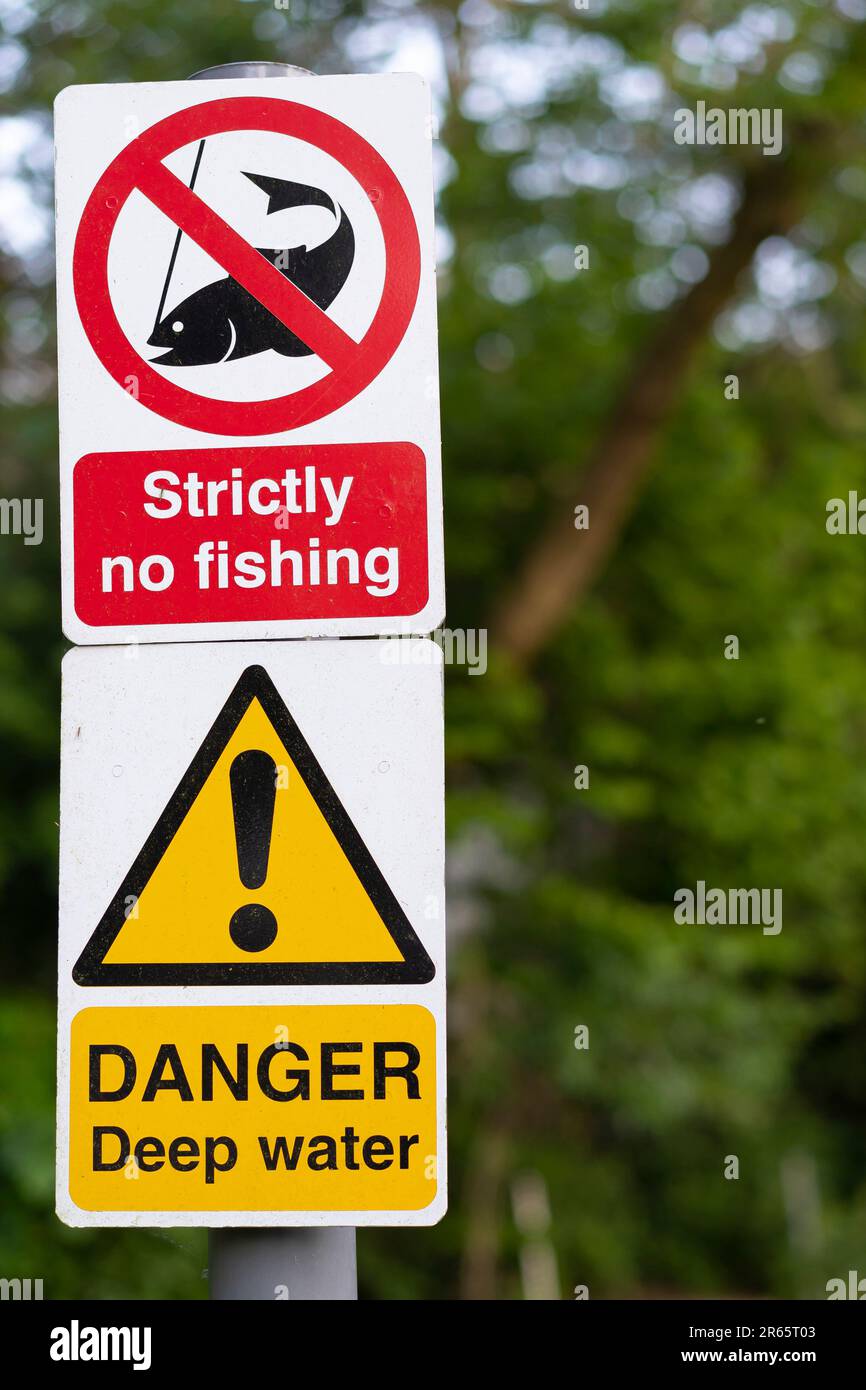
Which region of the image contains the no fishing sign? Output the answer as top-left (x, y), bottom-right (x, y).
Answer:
top-left (54, 76), bottom-right (444, 642)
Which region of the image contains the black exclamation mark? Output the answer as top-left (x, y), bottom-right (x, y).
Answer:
top-left (228, 749), bottom-right (279, 952)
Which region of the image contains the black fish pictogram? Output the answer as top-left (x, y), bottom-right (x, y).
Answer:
top-left (148, 169), bottom-right (355, 367)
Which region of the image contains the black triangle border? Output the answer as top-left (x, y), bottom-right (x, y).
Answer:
top-left (72, 665), bottom-right (435, 987)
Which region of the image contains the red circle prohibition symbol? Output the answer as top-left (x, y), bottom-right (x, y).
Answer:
top-left (72, 96), bottom-right (422, 435)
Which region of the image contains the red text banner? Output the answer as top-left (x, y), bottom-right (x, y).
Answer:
top-left (72, 442), bottom-right (428, 628)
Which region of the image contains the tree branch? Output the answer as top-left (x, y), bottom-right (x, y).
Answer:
top-left (493, 156), bottom-right (803, 666)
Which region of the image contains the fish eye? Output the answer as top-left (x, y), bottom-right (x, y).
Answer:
top-left (172, 320), bottom-right (184, 333)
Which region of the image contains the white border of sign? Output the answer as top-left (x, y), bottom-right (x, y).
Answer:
top-left (55, 75), bottom-right (445, 645)
top-left (56, 639), bottom-right (446, 1227)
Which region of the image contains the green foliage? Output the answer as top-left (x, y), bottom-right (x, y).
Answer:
top-left (2, 0), bottom-right (866, 1299)
top-left (0, 997), bottom-right (206, 1296)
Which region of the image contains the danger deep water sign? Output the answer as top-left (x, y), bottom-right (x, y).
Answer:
top-left (57, 640), bottom-right (446, 1227)
top-left (69, 1005), bottom-right (437, 1214)
top-left (54, 76), bottom-right (444, 643)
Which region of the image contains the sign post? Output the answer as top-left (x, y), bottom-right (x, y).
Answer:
top-left (55, 60), bottom-right (446, 1301)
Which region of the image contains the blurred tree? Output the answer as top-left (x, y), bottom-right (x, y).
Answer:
top-left (2, 0), bottom-right (866, 1299)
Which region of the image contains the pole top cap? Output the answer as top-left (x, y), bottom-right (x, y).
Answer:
top-left (189, 61), bottom-right (315, 80)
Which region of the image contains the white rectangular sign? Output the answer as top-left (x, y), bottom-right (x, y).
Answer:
top-left (55, 75), bottom-right (444, 644)
top-left (57, 638), bottom-right (446, 1227)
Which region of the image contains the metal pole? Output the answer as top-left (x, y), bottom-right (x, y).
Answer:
top-left (209, 1227), bottom-right (358, 1301)
top-left (191, 58), bottom-right (357, 1301)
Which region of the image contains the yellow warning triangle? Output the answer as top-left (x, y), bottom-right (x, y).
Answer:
top-left (73, 666), bottom-right (434, 986)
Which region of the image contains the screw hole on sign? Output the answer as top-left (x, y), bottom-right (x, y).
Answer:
top-left (73, 96), bottom-right (422, 436)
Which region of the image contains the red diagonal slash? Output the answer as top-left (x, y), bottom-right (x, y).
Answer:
top-left (135, 158), bottom-right (359, 373)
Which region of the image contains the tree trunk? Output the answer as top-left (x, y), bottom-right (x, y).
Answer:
top-left (493, 157), bottom-right (803, 665)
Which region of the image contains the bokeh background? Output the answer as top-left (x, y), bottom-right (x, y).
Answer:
top-left (3, 0), bottom-right (866, 1299)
